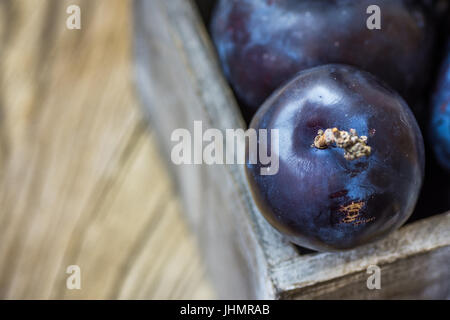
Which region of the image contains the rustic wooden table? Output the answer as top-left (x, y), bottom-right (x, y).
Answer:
top-left (0, 0), bottom-right (215, 299)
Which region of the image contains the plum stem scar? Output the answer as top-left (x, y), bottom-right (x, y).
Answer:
top-left (313, 128), bottom-right (371, 160)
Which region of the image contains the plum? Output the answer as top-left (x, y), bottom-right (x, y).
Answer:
top-left (245, 64), bottom-right (425, 251)
top-left (211, 0), bottom-right (435, 118)
top-left (430, 43), bottom-right (450, 172)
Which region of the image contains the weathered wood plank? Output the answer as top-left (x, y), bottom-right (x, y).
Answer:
top-left (287, 246), bottom-right (450, 299)
top-left (0, 0), bottom-right (214, 299)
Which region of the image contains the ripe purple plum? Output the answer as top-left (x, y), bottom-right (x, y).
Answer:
top-left (430, 43), bottom-right (450, 172)
top-left (245, 64), bottom-right (425, 251)
top-left (211, 0), bottom-right (435, 118)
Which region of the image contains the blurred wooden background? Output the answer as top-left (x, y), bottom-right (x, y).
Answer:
top-left (0, 0), bottom-right (215, 299)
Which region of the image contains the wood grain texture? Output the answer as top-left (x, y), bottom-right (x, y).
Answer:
top-left (0, 0), bottom-right (215, 299)
top-left (135, 0), bottom-right (450, 299)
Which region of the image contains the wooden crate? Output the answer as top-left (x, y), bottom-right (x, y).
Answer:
top-left (133, 0), bottom-right (450, 299)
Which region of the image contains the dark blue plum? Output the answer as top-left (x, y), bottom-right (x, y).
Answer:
top-left (211, 0), bottom-right (435, 118)
top-left (245, 65), bottom-right (425, 251)
top-left (430, 44), bottom-right (450, 172)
